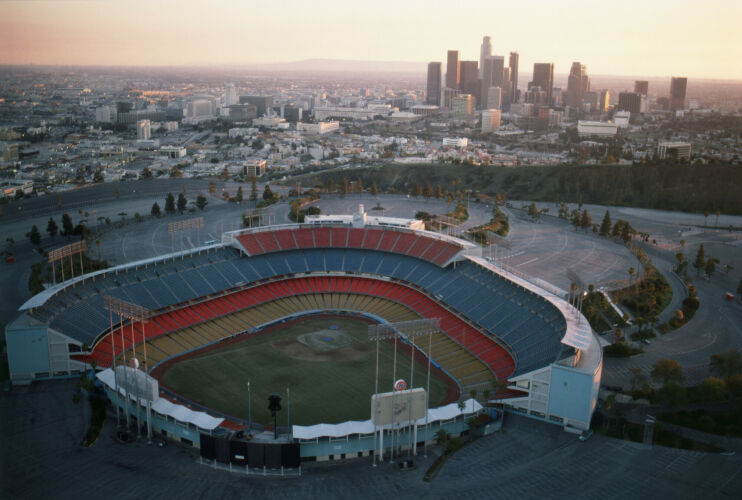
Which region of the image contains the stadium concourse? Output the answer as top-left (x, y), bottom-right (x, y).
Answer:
top-left (5, 205), bottom-right (602, 460)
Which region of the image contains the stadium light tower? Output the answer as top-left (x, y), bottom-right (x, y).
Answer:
top-left (168, 217), bottom-right (204, 253)
top-left (368, 318), bottom-right (440, 464)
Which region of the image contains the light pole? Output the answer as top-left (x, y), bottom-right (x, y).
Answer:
top-left (247, 381), bottom-right (252, 434)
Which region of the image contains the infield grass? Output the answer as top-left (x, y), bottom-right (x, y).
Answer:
top-left (160, 317), bottom-right (451, 426)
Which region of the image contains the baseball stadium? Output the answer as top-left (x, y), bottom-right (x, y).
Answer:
top-left (5, 205), bottom-right (602, 466)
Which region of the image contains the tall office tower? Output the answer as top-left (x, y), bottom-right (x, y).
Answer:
top-left (441, 88), bottom-right (460, 109)
top-left (599, 89), bottom-right (610, 112)
top-left (481, 109), bottom-right (501, 133)
top-left (224, 82), bottom-right (237, 107)
top-left (486, 86), bottom-right (502, 109)
top-left (136, 119), bottom-right (151, 140)
top-left (426, 62), bottom-right (442, 105)
top-left (634, 80), bottom-right (649, 95)
top-left (501, 67), bottom-right (512, 108)
top-left (451, 94), bottom-right (473, 120)
top-left (670, 77), bottom-right (687, 110)
top-left (239, 95), bottom-right (274, 117)
top-left (480, 56), bottom-right (504, 110)
top-left (509, 52), bottom-right (519, 102)
top-left (530, 63), bottom-right (554, 104)
top-left (446, 50), bottom-right (460, 89)
top-left (567, 62), bottom-right (589, 108)
top-left (459, 61), bottom-right (480, 105)
top-left (618, 92), bottom-right (642, 115)
top-left (479, 36), bottom-right (492, 79)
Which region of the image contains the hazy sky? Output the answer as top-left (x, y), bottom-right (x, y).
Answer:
top-left (1, 0), bottom-right (741, 79)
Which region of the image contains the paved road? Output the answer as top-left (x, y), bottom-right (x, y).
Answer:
top-left (2, 381), bottom-right (741, 499)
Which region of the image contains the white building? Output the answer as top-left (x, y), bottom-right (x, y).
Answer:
top-left (253, 116), bottom-right (289, 129)
top-left (305, 204), bottom-right (426, 231)
top-left (244, 159), bottom-right (266, 177)
top-left (613, 111), bottom-right (630, 128)
top-left (410, 105), bottom-right (439, 117)
top-left (95, 106), bottom-right (113, 123)
top-left (577, 121), bottom-right (618, 137)
top-left (184, 98), bottom-right (217, 124)
top-left (137, 120), bottom-right (151, 140)
top-left (481, 109), bottom-right (502, 133)
top-left (442, 137), bottom-right (469, 148)
top-left (313, 105), bottom-right (392, 121)
top-left (160, 146), bottom-right (187, 159)
top-left (296, 121), bottom-right (340, 135)
top-left (657, 142), bottom-right (692, 161)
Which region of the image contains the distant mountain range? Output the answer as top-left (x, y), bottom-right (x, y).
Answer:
top-left (236, 59), bottom-right (428, 74)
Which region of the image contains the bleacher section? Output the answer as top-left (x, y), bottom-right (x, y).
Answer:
top-left (37, 226), bottom-right (569, 389)
top-left (235, 226), bottom-right (464, 266)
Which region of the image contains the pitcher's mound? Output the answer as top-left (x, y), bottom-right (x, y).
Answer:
top-left (273, 329), bottom-right (371, 362)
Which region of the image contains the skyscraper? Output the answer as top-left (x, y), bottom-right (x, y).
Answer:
top-left (451, 94), bottom-right (473, 120)
top-left (459, 61), bottom-right (480, 105)
top-left (567, 62), bottom-right (589, 108)
top-left (426, 62), bottom-right (442, 105)
top-left (480, 56), bottom-right (504, 110)
top-left (224, 82), bottom-right (237, 107)
top-left (446, 50), bottom-right (460, 89)
top-left (670, 77), bottom-right (687, 110)
top-left (509, 52), bottom-right (519, 102)
top-left (599, 90), bottom-right (610, 112)
top-left (479, 36), bottom-right (492, 79)
top-left (634, 80), bottom-right (649, 95)
top-left (136, 119), bottom-right (151, 140)
top-left (618, 92), bottom-right (642, 115)
top-left (530, 63), bottom-right (554, 104)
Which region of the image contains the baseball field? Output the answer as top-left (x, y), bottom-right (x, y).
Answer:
top-left (158, 316), bottom-right (455, 426)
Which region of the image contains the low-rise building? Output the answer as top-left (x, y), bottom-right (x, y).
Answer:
top-left (657, 142), bottom-right (691, 161)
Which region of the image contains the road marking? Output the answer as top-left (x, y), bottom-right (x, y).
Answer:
top-left (516, 257), bottom-right (539, 267)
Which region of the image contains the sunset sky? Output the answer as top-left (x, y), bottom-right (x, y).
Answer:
top-left (1, 0), bottom-right (741, 79)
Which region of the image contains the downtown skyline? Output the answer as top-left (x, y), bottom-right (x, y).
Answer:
top-left (1, 0), bottom-right (742, 80)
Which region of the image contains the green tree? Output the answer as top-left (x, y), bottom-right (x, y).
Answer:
top-left (435, 184), bottom-right (443, 199)
top-left (423, 181), bottom-right (433, 199)
top-left (208, 181), bottom-right (216, 196)
top-left (165, 193), bottom-right (176, 214)
top-left (657, 382), bottom-right (687, 408)
top-left (235, 186), bottom-right (243, 204)
top-left (177, 193), bottom-right (187, 212)
top-left (151, 202), bottom-right (161, 217)
top-left (341, 178), bottom-right (349, 195)
top-left (528, 203), bottom-right (539, 219)
top-left (250, 176), bottom-right (258, 201)
top-left (599, 210), bottom-right (612, 236)
top-left (196, 194), bottom-right (208, 211)
top-left (675, 252), bottom-right (686, 273)
top-left (709, 349), bottom-right (742, 377)
top-left (414, 184), bottom-right (423, 197)
top-left (698, 377), bottom-right (727, 402)
top-left (705, 257), bottom-right (719, 278)
top-left (46, 217), bottom-right (58, 239)
top-left (693, 244), bottom-right (706, 275)
top-left (61, 213), bottom-right (74, 237)
top-left (141, 166), bottom-right (152, 179)
top-left (115, 186), bottom-right (120, 199)
top-left (327, 178), bottom-right (335, 194)
top-left (93, 170), bottom-right (104, 183)
top-left (651, 358), bottom-right (683, 385)
top-left (370, 181), bottom-right (379, 196)
top-left (355, 178), bottom-right (364, 194)
top-left (26, 225), bottom-right (41, 246)
top-left (263, 184), bottom-right (274, 201)
top-left (629, 367), bottom-right (647, 391)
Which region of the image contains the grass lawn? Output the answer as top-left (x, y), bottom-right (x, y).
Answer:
top-left (160, 316), bottom-right (450, 426)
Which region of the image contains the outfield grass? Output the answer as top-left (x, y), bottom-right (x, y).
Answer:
top-left (160, 317), bottom-right (451, 426)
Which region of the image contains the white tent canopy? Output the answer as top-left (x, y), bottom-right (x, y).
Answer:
top-left (292, 399), bottom-right (483, 440)
top-left (96, 368), bottom-right (223, 431)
